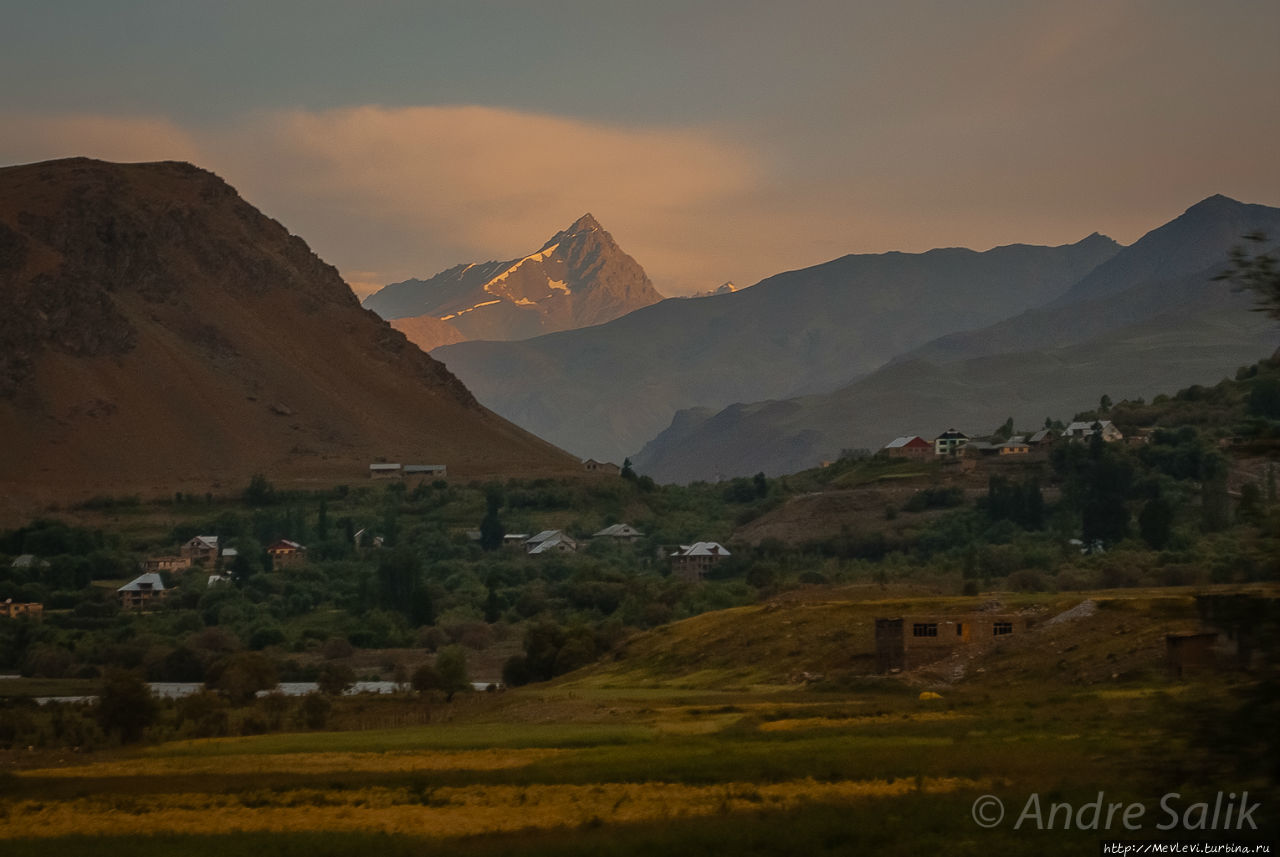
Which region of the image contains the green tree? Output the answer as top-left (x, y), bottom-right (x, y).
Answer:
top-left (1215, 231), bottom-right (1280, 320)
top-left (297, 692), bottom-right (331, 729)
top-left (1138, 494), bottom-right (1175, 550)
top-left (1248, 377), bottom-right (1280, 418)
top-left (435, 645), bottom-right (471, 702)
top-left (411, 662), bottom-right (442, 693)
top-left (96, 669), bottom-right (158, 744)
top-left (206, 651), bottom-right (278, 705)
top-left (243, 474), bottom-right (276, 506)
top-left (315, 662), bottom-right (356, 696)
top-left (478, 485), bottom-right (505, 551)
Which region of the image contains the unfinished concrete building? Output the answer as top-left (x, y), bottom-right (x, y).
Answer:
top-left (875, 614), bottom-right (1027, 673)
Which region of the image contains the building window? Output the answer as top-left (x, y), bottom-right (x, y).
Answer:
top-left (912, 623), bottom-right (938, 637)
top-left (955, 623), bottom-right (964, 636)
top-left (993, 622), bottom-right (1013, 636)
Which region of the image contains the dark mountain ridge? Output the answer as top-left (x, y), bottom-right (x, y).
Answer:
top-left (0, 157), bottom-right (578, 521)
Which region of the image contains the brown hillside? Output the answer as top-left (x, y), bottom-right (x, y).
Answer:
top-left (0, 158), bottom-right (579, 522)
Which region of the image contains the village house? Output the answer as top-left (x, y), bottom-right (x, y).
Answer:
top-left (267, 539), bottom-right (307, 568)
top-left (882, 436), bottom-right (933, 460)
top-left (1166, 632), bottom-right (1219, 678)
top-left (525, 530), bottom-right (578, 555)
top-left (933, 429), bottom-right (971, 456)
top-left (670, 542), bottom-right (730, 582)
top-left (179, 535), bottom-right (220, 565)
top-left (593, 523), bottom-right (645, 542)
top-left (9, 555), bottom-right (49, 570)
top-left (875, 613), bottom-right (1028, 672)
top-left (1062, 420), bottom-right (1124, 442)
top-left (0, 599), bottom-right (43, 620)
top-left (118, 573), bottom-right (167, 610)
top-left (1024, 429), bottom-right (1054, 450)
top-left (353, 528), bottom-right (385, 549)
top-left (141, 555), bottom-right (192, 574)
top-left (369, 463), bottom-right (402, 479)
top-left (964, 439), bottom-right (1030, 458)
top-left (583, 459), bottom-right (621, 475)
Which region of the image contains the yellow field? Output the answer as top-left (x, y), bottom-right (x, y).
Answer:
top-left (0, 776), bottom-right (982, 840)
top-left (19, 748), bottom-right (563, 778)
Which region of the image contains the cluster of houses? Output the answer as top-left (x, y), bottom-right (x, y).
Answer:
top-left (475, 523), bottom-right (730, 582)
top-left (882, 421), bottom-right (1125, 460)
top-left (119, 535), bottom-right (311, 610)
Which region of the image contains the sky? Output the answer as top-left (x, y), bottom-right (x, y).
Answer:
top-left (3, 1), bottom-right (1279, 297)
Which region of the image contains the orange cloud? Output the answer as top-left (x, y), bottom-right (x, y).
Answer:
top-left (220, 105), bottom-right (765, 293)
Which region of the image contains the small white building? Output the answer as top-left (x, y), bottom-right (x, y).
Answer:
top-left (404, 464), bottom-right (447, 479)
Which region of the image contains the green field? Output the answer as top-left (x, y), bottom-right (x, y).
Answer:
top-left (2, 586), bottom-right (1275, 855)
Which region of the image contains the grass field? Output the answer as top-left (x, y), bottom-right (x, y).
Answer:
top-left (1, 586), bottom-right (1275, 854)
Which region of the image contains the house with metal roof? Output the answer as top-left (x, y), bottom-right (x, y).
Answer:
top-left (118, 573), bottom-right (167, 610)
top-left (670, 541), bottom-right (730, 581)
top-left (593, 523), bottom-right (644, 541)
top-left (1062, 420), bottom-right (1123, 442)
top-left (179, 535), bottom-right (220, 564)
top-left (404, 464), bottom-right (447, 479)
top-left (525, 530), bottom-right (578, 555)
top-left (267, 539), bottom-right (307, 568)
top-left (933, 429), bottom-right (971, 456)
top-left (882, 435), bottom-right (933, 459)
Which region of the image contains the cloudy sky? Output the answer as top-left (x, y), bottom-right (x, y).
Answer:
top-left (3, 1), bottom-right (1278, 297)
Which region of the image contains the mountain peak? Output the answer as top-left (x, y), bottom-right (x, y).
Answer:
top-left (569, 212), bottom-right (602, 233)
top-left (540, 212), bottom-right (606, 251)
top-left (364, 211), bottom-right (663, 343)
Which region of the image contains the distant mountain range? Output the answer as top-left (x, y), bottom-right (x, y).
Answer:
top-left (0, 158), bottom-right (579, 520)
top-left (362, 214), bottom-right (664, 350)
top-left (632, 195), bottom-right (1280, 481)
top-left (433, 234), bottom-right (1121, 463)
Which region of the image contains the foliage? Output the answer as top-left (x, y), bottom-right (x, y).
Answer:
top-left (96, 668), bottom-right (157, 743)
top-left (434, 644), bottom-right (471, 701)
top-left (1215, 231), bottom-right (1280, 321)
top-left (315, 662), bottom-right (356, 696)
top-left (205, 652), bottom-right (278, 705)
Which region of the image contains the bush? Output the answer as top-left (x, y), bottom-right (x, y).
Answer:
top-left (297, 692), bottom-right (331, 729)
top-left (315, 662), bottom-right (356, 696)
top-left (96, 669), bottom-right (157, 744)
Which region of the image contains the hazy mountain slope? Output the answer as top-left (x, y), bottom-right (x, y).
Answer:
top-left (0, 158), bottom-right (579, 520)
top-left (902, 195), bottom-right (1280, 366)
top-left (633, 303), bottom-right (1274, 482)
top-left (632, 196), bottom-right (1280, 482)
top-left (434, 235), bottom-right (1119, 462)
top-left (362, 214), bottom-right (664, 347)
